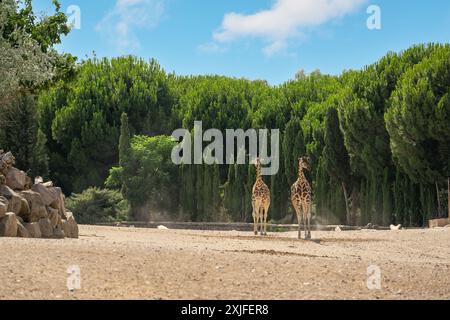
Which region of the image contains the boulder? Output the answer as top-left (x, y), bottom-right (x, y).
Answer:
top-left (61, 219), bottom-right (71, 238)
top-left (5, 167), bottom-right (27, 191)
top-left (58, 193), bottom-right (67, 219)
top-left (53, 225), bottom-right (65, 239)
top-left (64, 211), bottom-right (79, 239)
top-left (31, 184), bottom-right (61, 208)
top-left (17, 220), bottom-right (30, 238)
top-left (38, 218), bottom-right (53, 238)
top-left (25, 222), bottom-right (41, 238)
top-left (47, 207), bottom-right (60, 228)
top-left (18, 197), bottom-right (30, 221)
top-left (19, 190), bottom-right (47, 222)
top-left (0, 196), bottom-right (7, 219)
top-left (0, 185), bottom-right (23, 215)
top-left (0, 151), bottom-right (15, 173)
top-left (0, 212), bottom-right (18, 237)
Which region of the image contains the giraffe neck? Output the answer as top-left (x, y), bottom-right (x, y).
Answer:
top-left (298, 167), bottom-right (307, 183)
top-left (256, 164), bottom-right (262, 181)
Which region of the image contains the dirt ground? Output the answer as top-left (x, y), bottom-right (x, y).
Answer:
top-left (1, 225), bottom-right (449, 300)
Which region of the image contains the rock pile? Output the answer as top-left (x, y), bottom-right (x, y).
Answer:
top-left (0, 150), bottom-right (78, 239)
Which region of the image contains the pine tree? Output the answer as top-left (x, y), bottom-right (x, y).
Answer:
top-left (119, 113), bottom-right (131, 167)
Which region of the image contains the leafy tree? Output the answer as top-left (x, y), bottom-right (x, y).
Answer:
top-left (323, 107), bottom-right (352, 224)
top-left (66, 187), bottom-right (129, 224)
top-left (117, 135), bottom-right (178, 220)
top-left (119, 113), bottom-right (131, 167)
top-left (39, 57), bottom-right (176, 192)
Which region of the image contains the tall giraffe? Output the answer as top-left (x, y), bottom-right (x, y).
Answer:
top-left (291, 157), bottom-right (312, 240)
top-left (252, 158), bottom-right (271, 236)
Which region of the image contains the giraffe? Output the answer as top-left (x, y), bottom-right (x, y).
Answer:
top-left (291, 157), bottom-right (312, 240)
top-left (252, 158), bottom-right (271, 236)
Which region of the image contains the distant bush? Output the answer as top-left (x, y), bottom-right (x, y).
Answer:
top-left (66, 187), bottom-right (129, 224)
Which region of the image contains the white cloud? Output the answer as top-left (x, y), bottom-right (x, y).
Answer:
top-left (213, 0), bottom-right (367, 56)
top-left (96, 0), bottom-right (165, 52)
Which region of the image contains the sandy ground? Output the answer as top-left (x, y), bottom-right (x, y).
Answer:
top-left (1, 225), bottom-right (449, 300)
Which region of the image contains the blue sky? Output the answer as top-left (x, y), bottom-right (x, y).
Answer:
top-left (34, 0), bottom-right (450, 85)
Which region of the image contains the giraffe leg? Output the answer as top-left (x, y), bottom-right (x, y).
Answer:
top-left (294, 206), bottom-right (301, 240)
top-left (302, 206), bottom-right (308, 240)
top-left (263, 205), bottom-right (269, 236)
top-left (307, 214), bottom-right (311, 240)
top-left (303, 203), bottom-right (311, 240)
top-left (307, 205), bottom-right (312, 240)
top-left (252, 209), bottom-right (258, 236)
top-left (253, 210), bottom-right (258, 235)
top-left (259, 207), bottom-right (264, 236)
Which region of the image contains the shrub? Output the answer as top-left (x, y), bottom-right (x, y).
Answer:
top-left (66, 187), bottom-right (129, 224)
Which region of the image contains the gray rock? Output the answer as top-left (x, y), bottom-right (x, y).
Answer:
top-left (0, 185), bottom-right (23, 215)
top-left (31, 184), bottom-right (61, 208)
top-left (19, 190), bottom-right (48, 222)
top-left (5, 167), bottom-right (27, 191)
top-left (47, 206), bottom-right (59, 228)
top-left (0, 212), bottom-right (18, 237)
top-left (17, 220), bottom-right (30, 238)
top-left (25, 222), bottom-right (41, 238)
top-left (64, 211), bottom-right (79, 239)
top-left (0, 196), bottom-right (7, 219)
top-left (38, 218), bottom-right (53, 238)
top-left (53, 226), bottom-right (65, 239)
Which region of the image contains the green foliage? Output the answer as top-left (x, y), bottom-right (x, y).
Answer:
top-left (66, 187), bottom-right (129, 224)
top-left (119, 113), bottom-right (131, 167)
top-left (386, 44), bottom-right (450, 184)
top-left (0, 93), bottom-right (49, 178)
top-left (111, 135), bottom-right (178, 220)
top-left (38, 56), bottom-right (177, 192)
top-left (31, 43), bottom-right (450, 226)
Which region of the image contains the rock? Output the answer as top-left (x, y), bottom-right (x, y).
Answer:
top-left (64, 211), bottom-right (79, 239)
top-left (38, 218), bottom-right (53, 238)
top-left (0, 185), bottom-right (23, 215)
top-left (19, 190), bottom-right (47, 222)
top-left (335, 226), bottom-right (342, 232)
top-left (31, 184), bottom-right (61, 208)
top-left (47, 207), bottom-right (59, 228)
top-left (43, 181), bottom-right (54, 188)
top-left (52, 225), bottom-right (65, 239)
top-left (0, 196), bottom-right (7, 219)
top-left (157, 225), bottom-right (169, 230)
top-left (58, 193), bottom-right (67, 219)
top-left (16, 215), bottom-right (24, 224)
top-left (18, 197), bottom-right (30, 221)
top-left (5, 167), bottom-right (27, 191)
top-left (61, 219), bottom-right (71, 238)
top-left (25, 222), bottom-right (41, 238)
top-left (0, 151), bottom-right (15, 173)
top-left (17, 220), bottom-right (30, 238)
top-left (390, 224), bottom-right (402, 231)
top-left (0, 212), bottom-right (18, 237)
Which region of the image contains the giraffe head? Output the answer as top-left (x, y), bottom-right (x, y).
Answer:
top-left (298, 156), bottom-right (310, 171)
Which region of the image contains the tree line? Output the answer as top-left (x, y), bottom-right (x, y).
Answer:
top-left (1, 1), bottom-right (449, 226)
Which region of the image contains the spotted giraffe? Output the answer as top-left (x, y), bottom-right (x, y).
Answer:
top-left (252, 158), bottom-right (271, 236)
top-left (291, 157), bottom-right (312, 240)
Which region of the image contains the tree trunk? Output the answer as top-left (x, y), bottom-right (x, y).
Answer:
top-left (342, 181), bottom-right (351, 225)
top-left (436, 182), bottom-right (442, 217)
